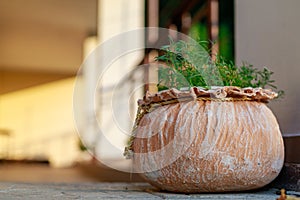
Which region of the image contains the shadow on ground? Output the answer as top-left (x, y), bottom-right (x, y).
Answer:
top-left (0, 160), bottom-right (145, 183)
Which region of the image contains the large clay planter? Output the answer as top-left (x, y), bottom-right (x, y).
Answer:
top-left (125, 86), bottom-right (284, 193)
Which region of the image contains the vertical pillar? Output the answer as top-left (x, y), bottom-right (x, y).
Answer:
top-left (208, 0), bottom-right (219, 60)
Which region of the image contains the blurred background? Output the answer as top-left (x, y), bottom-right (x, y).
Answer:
top-left (0, 0), bottom-right (299, 183)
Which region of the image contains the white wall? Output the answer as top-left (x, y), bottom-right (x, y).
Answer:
top-left (96, 0), bottom-right (145, 159)
top-left (235, 0), bottom-right (300, 135)
top-left (77, 0), bottom-right (145, 162)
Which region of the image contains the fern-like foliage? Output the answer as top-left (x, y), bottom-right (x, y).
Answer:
top-left (156, 40), bottom-right (284, 97)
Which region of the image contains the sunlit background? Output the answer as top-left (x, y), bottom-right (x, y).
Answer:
top-left (0, 0), bottom-right (299, 182)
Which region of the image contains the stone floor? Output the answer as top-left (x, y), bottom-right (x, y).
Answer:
top-left (0, 182), bottom-right (288, 199)
top-left (0, 161), bottom-right (299, 199)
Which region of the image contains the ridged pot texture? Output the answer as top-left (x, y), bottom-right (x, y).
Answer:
top-left (132, 100), bottom-right (284, 193)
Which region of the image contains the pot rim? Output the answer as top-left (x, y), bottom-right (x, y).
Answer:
top-left (138, 86), bottom-right (278, 107)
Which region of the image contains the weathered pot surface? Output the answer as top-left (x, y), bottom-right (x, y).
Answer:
top-left (125, 86), bottom-right (284, 193)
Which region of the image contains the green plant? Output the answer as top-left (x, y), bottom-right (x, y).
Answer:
top-left (156, 39), bottom-right (284, 97)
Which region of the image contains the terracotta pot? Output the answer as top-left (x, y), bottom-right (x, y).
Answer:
top-left (125, 86), bottom-right (284, 193)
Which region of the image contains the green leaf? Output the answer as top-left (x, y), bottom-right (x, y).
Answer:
top-left (155, 39), bottom-right (283, 98)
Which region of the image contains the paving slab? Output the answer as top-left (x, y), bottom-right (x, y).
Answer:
top-left (0, 182), bottom-right (294, 200)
